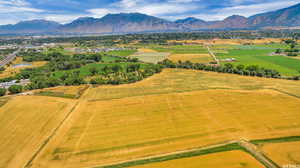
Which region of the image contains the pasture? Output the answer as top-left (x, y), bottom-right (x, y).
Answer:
top-left (0, 96), bottom-right (76, 168)
top-left (29, 69), bottom-right (300, 168)
top-left (215, 44), bottom-right (300, 76)
top-left (106, 50), bottom-right (137, 57)
top-left (131, 151), bottom-right (264, 168)
top-left (130, 52), bottom-right (169, 63)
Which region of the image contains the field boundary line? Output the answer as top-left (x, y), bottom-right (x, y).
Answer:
top-left (88, 87), bottom-right (299, 102)
top-left (23, 86), bottom-right (91, 168)
top-left (206, 45), bottom-right (220, 65)
top-left (87, 88), bottom-right (239, 102)
top-left (89, 138), bottom-right (284, 168)
top-left (90, 140), bottom-right (240, 168)
top-left (266, 88), bottom-right (300, 99)
top-left (239, 140), bottom-right (280, 168)
top-left (23, 100), bottom-right (80, 168)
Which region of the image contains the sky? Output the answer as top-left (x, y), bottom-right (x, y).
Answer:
top-left (1, 0), bottom-right (300, 25)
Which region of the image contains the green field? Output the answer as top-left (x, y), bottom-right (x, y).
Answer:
top-left (107, 50), bottom-right (137, 57)
top-left (101, 55), bottom-right (127, 62)
top-left (216, 44), bottom-right (300, 76)
top-left (130, 52), bottom-right (170, 63)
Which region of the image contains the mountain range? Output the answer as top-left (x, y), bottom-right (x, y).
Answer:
top-left (1, 3), bottom-right (300, 35)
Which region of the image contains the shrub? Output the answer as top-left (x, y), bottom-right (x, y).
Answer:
top-left (0, 88), bottom-right (6, 96)
top-left (8, 85), bottom-right (23, 94)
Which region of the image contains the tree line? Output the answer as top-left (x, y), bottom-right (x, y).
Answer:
top-left (158, 59), bottom-right (300, 80)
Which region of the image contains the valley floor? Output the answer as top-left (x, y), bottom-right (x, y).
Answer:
top-left (1, 69), bottom-right (300, 168)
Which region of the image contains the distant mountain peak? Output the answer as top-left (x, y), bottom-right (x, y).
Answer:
top-left (1, 3), bottom-right (300, 34)
top-left (225, 15), bottom-right (247, 20)
top-left (248, 2), bottom-right (300, 27)
top-left (175, 17), bottom-right (206, 24)
top-left (0, 19), bottom-right (61, 34)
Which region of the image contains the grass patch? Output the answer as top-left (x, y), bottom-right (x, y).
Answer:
top-left (35, 91), bottom-right (78, 99)
top-left (107, 50), bottom-right (137, 57)
top-left (130, 52), bottom-right (169, 63)
top-left (0, 98), bottom-right (9, 107)
top-left (102, 55), bottom-right (127, 62)
top-left (251, 136), bottom-right (300, 145)
top-left (216, 47), bottom-right (300, 76)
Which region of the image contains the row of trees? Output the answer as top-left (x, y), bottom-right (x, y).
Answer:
top-left (276, 39), bottom-right (300, 57)
top-left (27, 31), bottom-right (300, 46)
top-left (0, 85), bottom-right (23, 96)
top-left (159, 59), bottom-right (283, 79)
top-left (22, 63), bottom-right (162, 90)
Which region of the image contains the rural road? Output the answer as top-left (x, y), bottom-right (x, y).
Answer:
top-left (239, 140), bottom-right (280, 168)
top-left (0, 48), bottom-right (21, 68)
top-left (91, 140), bottom-right (239, 168)
top-left (90, 139), bottom-right (281, 168)
top-left (206, 45), bottom-right (220, 65)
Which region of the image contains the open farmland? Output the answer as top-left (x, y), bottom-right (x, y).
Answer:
top-left (169, 54), bottom-right (213, 63)
top-left (85, 69), bottom-right (300, 101)
top-left (26, 69), bottom-right (300, 168)
top-left (35, 85), bottom-right (89, 99)
top-left (152, 45), bottom-right (208, 54)
top-left (131, 151), bottom-right (264, 168)
top-left (214, 44), bottom-right (300, 76)
top-left (0, 96), bottom-right (76, 168)
top-left (261, 140), bottom-right (300, 166)
top-left (107, 50), bottom-right (137, 57)
top-left (0, 57), bottom-right (47, 78)
top-left (150, 45), bottom-right (213, 63)
top-left (169, 38), bottom-right (284, 45)
top-left (130, 52), bottom-right (170, 63)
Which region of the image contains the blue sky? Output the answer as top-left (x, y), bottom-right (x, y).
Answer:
top-left (1, 0), bottom-right (300, 25)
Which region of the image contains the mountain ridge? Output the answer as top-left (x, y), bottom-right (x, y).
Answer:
top-left (1, 3), bottom-right (300, 34)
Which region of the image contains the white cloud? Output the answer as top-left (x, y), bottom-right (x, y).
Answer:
top-left (220, 0), bottom-right (300, 17)
top-left (168, 0), bottom-right (202, 3)
top-left (87, 0), bottom-right (201, 18)
top-left (0, 0), bottom-right (43, 14)
top-left (44, 14), bottom-right (89, 24)
top-left (137, 3), bottom-right (198, 16)
top-left (186, 0), bottom-right (300, 21)
top-left (87, 8), bottom-right (114, 18)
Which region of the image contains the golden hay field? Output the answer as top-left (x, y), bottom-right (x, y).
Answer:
top-left (169, 54), bottom-right (213, 63)
top-left (29, 68), bottom-right (300, 167)
top-left (35, 85), bottom-right (89, 98)
top-left (0, 57), bottom-right (47, 78)
top-left (137, 48), bottom-right (157, 53)
top-left (261, 141), bottom-right (300, 166)
top-left (132, 151), bottom-right (264, 168)
top-left (0, 96), bottom-right (76, 168)
top-left (1, 69), bottom-right (300, 168)
top-left (85, 69), bottom-right (300, 101)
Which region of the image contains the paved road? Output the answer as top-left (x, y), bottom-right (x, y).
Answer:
top-left (0, 48), bottom-right (20, 68)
